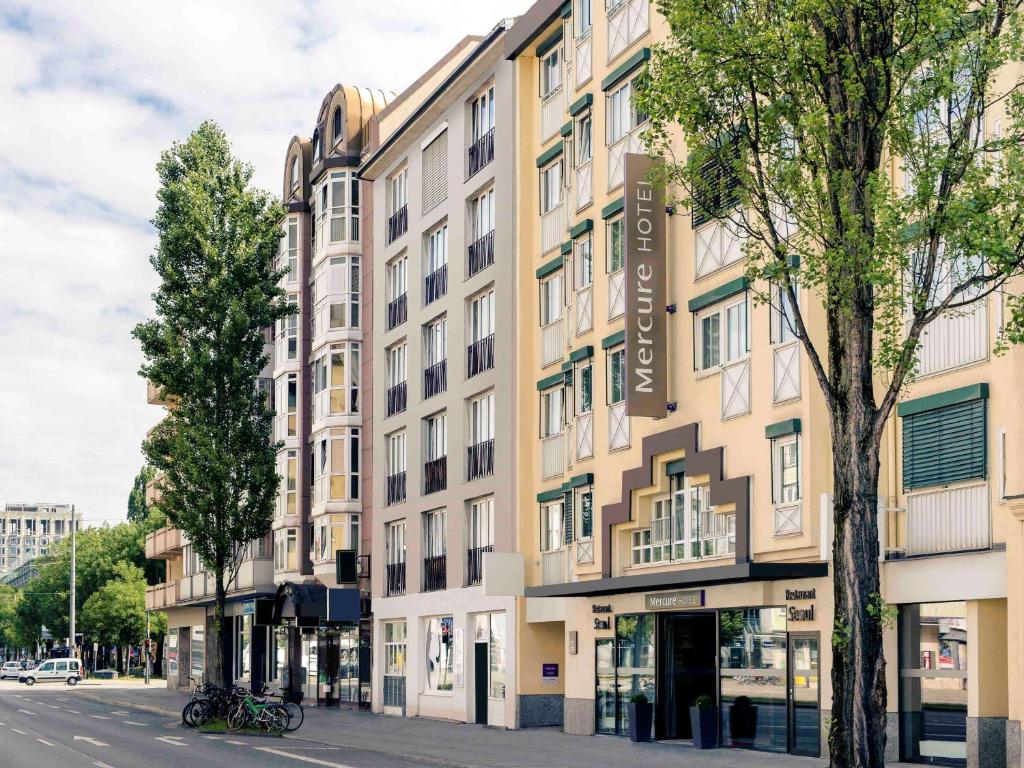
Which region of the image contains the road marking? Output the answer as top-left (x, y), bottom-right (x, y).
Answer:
top-left (155, 735), bottom-right (186, 746)
top-left (124, 720), bottom-right (147, 726)
top-left (35, 738), bottom-right (55, 746)
top-left (67, 709), bottom-right (81, 714)
top-left (17, 709), bottom-right (35, 715)
top-left (110, 710), bottom-right (129, 716)
top-left (94, 763), bottom-right (116, 768)
top-left (89, 715), bottom-right (111, 720)
top-left (226, 739), bottom-right (247, 745)
top-left (254, 747), bottom-right (356, 767)
top-left (11, 728), bottom-right (27, 735)
top-left (48, 704), bottom-right (60, 709)
top-left (74, 735), bottom-right (109, 747)
top-left (56, 697), bottom-right (68, 702)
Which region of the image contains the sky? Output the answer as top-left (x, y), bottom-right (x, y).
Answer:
top-left (0, 0), bottom-right (530, 528)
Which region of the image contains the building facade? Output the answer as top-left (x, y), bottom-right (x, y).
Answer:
top-left (0, 503), bottom-right (74, 580)
top-left (361, 21), bottom-right (533, 728)
top-left (505, 2), bottom-right (1021, 767)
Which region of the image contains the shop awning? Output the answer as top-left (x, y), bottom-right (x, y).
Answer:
top-left (270, 582), bottom-right (362, 626)
top-left (524, 561), bottom-right (828, 598)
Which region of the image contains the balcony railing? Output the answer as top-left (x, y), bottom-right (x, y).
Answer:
top-left (541, 317), bottom-right (565, 367)
top-left (468, 128), bottom-right (495, 178)
top-left (467, 544), bottom-right (493, 586)
top-left (542, 432), bottom-right (566, 479)
top-left (896, 483), bottom-right (991, 557)
top-left (145, 581), bottom-right (180, 611)
top-left (386, 381), bottom-right (407, 417)
top-left (386, 471), bottom-right (407, 506)
top-left (423, 359), bottom-right (447, 398)
top-left (467, 439), bottom-right (495, 481)
top-left (387, 293), bottom-right (407, 330)
top-left (424, 456), bottom-right (447, 495)
top-left (145, 527), bottom-right (183, 559)
top-left (541, 87), bottom-right (564, 142)
top-left (423, 554), bottom-right (447, 592)
top-left (541, 549), bottom-right (566, 586)
top-left (385, 561), bottom-right (406, 596)
top-left (541, 202), bottom-right (566, 254)
top-left (467, 334), bottom-right (495, 378)
top-left (386, 204), bottom-right (408, 244)
top-left (424, 263), bottom-right (448, 305)
top-left (468, 230), bottom-right (495, 277)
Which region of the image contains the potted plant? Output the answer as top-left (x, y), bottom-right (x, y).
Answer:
top-left (689, 694), bottom-right (718, 749)
top-left (627, 692), bottom-right (653, 742)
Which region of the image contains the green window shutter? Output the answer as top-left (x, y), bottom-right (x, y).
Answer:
top-left (563, 490), bottom-right (574, 545)
top-left (902, 398), bottom-right (987, 490)
top-left (691, 142), bottom-right (741, 228)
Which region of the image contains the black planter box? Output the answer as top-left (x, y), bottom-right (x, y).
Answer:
top-left (627, 702), bottom-right (653, 742)
top-left (689, 706), bottom-right (718, 749)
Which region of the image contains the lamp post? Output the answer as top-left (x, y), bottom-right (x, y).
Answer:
top-left (69, 505), bottom-right (76, 658)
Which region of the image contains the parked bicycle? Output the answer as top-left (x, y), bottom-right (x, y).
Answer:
top-left (227, 688), bottom-right (290, 735)
top-left (259, 685), bottom-right (303, 732)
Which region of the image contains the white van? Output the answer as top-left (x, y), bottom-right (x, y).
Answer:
top-left (20, 658), bottom-right (82, 686)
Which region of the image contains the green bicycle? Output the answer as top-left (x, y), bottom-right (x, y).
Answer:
top-left (226, 689), bottom-right (290, 735)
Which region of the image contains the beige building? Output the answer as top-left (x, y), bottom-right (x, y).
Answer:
top-left (505, 1), bottom-right (1021, 767)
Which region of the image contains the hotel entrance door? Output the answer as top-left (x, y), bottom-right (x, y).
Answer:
top-left (655, 612), bottom-right (718, 740)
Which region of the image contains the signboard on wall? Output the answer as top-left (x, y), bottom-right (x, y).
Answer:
top-left (542, 663), bottom-right (559, 685)
top-left (644, 590), bottom-right (705, 611)
top-left (624, 153), bottom-right (667, 418)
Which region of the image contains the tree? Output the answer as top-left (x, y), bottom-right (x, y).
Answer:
top-left (637, 1), bottom-right (1024, 765)
top-left (128, 465), bottom-right (156, 523)
top-left (81, 562), bottom-right (167, 674)
top-left (133, 121), bottom-right (288, 690)
top-left (0, 586), bottom-right (21, 656)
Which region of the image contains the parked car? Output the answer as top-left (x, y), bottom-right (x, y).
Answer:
top-left (0, 662), bottom-right (23, 679)
top-left (19, 658), bottom-right (82, 686)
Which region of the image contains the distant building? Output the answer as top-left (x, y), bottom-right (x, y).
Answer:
top-left (0, 503), bottom-right (74, 580)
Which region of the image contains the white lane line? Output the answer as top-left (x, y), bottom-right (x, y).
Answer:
top-left (74, 735), bottom-right (109, 746)
top-left (124, 720), bottom-right (147, 726)
top-left (226, 739), bottom-right (247, 745)
top-left (110, 710), bottom-right (129, 716)
top-left (56, 697), bottom-right (68, 702)
top-left (35, 738), bottom-right (55, 746)
top-left (155, 735), bottom-right (186, 746)
top-left (66, 708), bottom-right (81, 713)
top-left (17, 709), bottom-right (36, 715)
top-left (94, 763), bottom-right (116, 768)
top-left (254, 747), bottom-right (356, 767)
top-left (11, 728), bottom-right (27, 735)
top-left (48, 704), bottom-right (60, 709)
top-left (203, 735), bottom-right (222, 740)
top-left (89, 715), bottom-right (111, 720)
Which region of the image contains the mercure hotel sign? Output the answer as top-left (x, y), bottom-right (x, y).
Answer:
top-left (624, 153), bottom-right (667, 418)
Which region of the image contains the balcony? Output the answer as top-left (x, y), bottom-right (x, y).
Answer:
top-left (424, 263), bottom-right (448, 305)
top-left (145, 527), bottom-right (183, 560)
top-left (145, 582), bottom-right (179, 611)
top-left (541, 202), bottom-right (565, 255)
top-left (386, 204), bottom-right (408, 245)
top-left (575, 32), bottom-right (592, 86)
top-left (467, 334), bottom-right (495, 378)
top-left (387, 293), bottom-right (407, 331)
top-left (385, 561), bottom-right (406, 596)
top-left (467, 439), bottom-right (495, 481)
top-left (424, 456), bottom-right (447, 495)
top-left (607, 0), bottom-right (649, 61)
top-left (423, 359), bottom-right (447, 399)
top-left (608, 130), bottom-right (645, 190)
top-left (541, 317), bottom-right (565, 368)
top-left (889, 483), bottom-right (990, 558)
top-left (541, 88), bottom-right (564, 142)
top-left (468, 128), bottom-right (495, 178)
top-left (467, 544), bottom-right (493, 586)
top-left (423, 554), bottom-right (447, 592)
top-left (386, 472), bottom-right (407, 506)
top-left (574, 161), bottom-right (593, 211)
top-left (541, 549), bottom-right (566, 586)
top-left (468, 230), bottom-right (495, 277)
top-left (386, 381), bottom-right (407, 417)
top-left (542, 433), bottom-right (566, 480)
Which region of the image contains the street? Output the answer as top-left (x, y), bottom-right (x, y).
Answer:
top-left (0, 681), bottom-right (429, 768)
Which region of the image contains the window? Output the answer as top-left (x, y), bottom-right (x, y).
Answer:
top-left (607, 346), bottom-right (625, 404)
top-left (540, 271), bottom-right (564, 326)
top-left (425, 413), bottom-right (448, 462)
top-left (312, 256), bottom-right (359, 334)
top-left (332, 106), bottom-right (343, 145)
top-left (387, 254), bottom-right (408, 302)
top-left (274, 528), bottom-right (298, 572)
top-left (290, 157), bottom-right (299, 190)
top-left (606, 216), bottom-right (624, 272)
top-left (386, 520), bottom-right (406, 565)
top-left (770, 281), bottom-right (799, 344)
top-left (692, 144), bottom-right (741, 227)
top-left (235, 615), bottom-right (251, 680)
top-left (631, 528), bottom-right (652, 564)
top-left (422, 129), bottom-right (448, 213)
top-left (901, 394), bottom-right (987, 490)
top-left (469, 289), bottom-right (495, 343)
top-left (541, 386), bottom-right (564, 438)
top-left (312, 427), bottom-right (360, 503)
top-left (576, 359), bottom-right (593, 414)
top-left (281, 218), bottom-right (298, 283)
top-left (772, 435), bottom-right (801, 504)
top-left (383, 621), bottom-right (407, 706)
top-left (312, 342), bottom-right (360, 419)
top-left (606, 77), bottom-right (646, 144)
top-left (424, 616), bottom-right (454, 692)
top-left (576, 113), bottom-right (593, 166)
top-left (387, 431), bottom-right (407, 476)
top-left (471, 188), bottom-right (495, 241)
top-left (327, 171), bottom-right (360, 242)
top-left (280, 448), bottom-right (297, 517)
top-left (540, 47), bottom-right (562, 98)
top-left (469, 391), bottom-right (495, 445)
top-left (469, 497), bottom-right (495, 550)
top-left (312, 130), bottom-right (321, 164)
top-left (697, 296), bottom-right (749, 371)
top-left (315, 513), bottom-right (360, 564)
top-left (425, 223), bottom-right (448, 275)
top-left (575, 236), bottom-right (593, 290)
top-left (487, 612), bottom-right (506, 699)
top-left (279, 295), bottom-right (298, 362)
top-left (471, 85), bottom-right (495, 142)
top-left (540, 160), bottom-right (563, 214)
top-left (576, 0), bottom-right (592, 36)
top-left (999, 426), bottom-right (1007, 500)
top-left (541, 501), bottom-right (563, 552)
top-left (576, 487), bottom-right (594, 539)
top-left (425, 317), bottom-right (448, 367)
top-left (387, 343), bottom-right (407, 388)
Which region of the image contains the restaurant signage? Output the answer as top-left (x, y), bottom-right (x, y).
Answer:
top-left (644, 589), bottom-right (705, 611)
top-left (623, 153), bottom-right (667, 418)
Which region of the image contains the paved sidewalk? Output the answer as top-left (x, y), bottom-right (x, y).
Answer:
top-left (75, 686), bottom-right (913, 768)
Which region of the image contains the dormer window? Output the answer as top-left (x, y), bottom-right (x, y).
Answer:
top-left (312, 130), bottom-right (321, 164)
top-left (333, 107), bottom-right (343, 145)
top-left (290, 157), bottom-right (299, 191)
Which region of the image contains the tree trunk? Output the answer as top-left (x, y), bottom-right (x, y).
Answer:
top-left (828, 377), bottom-right (888, 767)
top-left (214, 573), bottom-right (229, 690)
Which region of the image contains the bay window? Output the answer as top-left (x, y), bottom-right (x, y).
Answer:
top-left (312, 427), bottom-right (360, 503)
top-left (312, 342), bottom-right (360, 420)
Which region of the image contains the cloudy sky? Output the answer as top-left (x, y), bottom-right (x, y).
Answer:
top-left (0, 0), bottom-right (529, 527)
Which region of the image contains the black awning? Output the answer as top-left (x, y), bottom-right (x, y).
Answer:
top-left (271, 582), bottom-right (327, 625)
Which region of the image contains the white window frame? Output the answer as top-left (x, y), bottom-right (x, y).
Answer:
top-left (606, 345), bottom-right (625, 405)
top-left (388, 167), bottom-right (408, 217)
top-left (425, 223), bottom-right (449, 275)
top-left (469, 391), bottom-right (495, 445)
top-left (386, 253), bottom-right (408, 303)
top-left (471, 187), bottom-right (495, 242)
top-left (606, 76), bottom-right (646, 145)
top-left (469, 288), bottom-right (496, 344)
top-left (425, 316), bottom-right (448, 367)
top-left (540, 385), bottom-right (565, 438)
top-left (540, 46), bottom-right (563, 99)
top-left (423, 509), bottom-right (447, 558)
top-left (470, 85), bottom-right (496, 143)
top-left (772, 434), bottom-right (801, 505)
top-left (696, 295), bottom-right (749, 374)
top-left (539, 270), bottom-right (565, 327)
top-left (425, 412), bottom-right (448, 462)
top-left (539, 159), bottom-right (564, 214)
top-left (387, 343), bottom-right (407, 389)
top-left (469, 496), bottom-right (495, 550)
top-left (540, 500), bottom-right (564, 552)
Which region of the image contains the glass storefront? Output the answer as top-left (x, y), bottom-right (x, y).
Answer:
top-left (383, 621), bottom-right (407, 711)
top-left (191, 625), bottom-right (205, 684)
top-left (899, 602), bottom-right (968, 766)
top-left (593, 614), bottom-right (655, 735)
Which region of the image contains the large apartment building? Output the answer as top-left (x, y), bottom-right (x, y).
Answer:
top-left (504, 2), bottom-right (1023, 767)
top-left (0, 502), bottom-right (74, 581)
top-left (360, 21), bottom-right (530, 728)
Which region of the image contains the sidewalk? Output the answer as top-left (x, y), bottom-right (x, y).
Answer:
top-left (75, 686), bottom-right (909, 768)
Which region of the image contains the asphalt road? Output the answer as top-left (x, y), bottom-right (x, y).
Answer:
top-left (0, 683), bottom-right (430, 768)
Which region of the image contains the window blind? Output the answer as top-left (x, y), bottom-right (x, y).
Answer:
top-left (902, 398), bottom-right (986, 490)
top-left (422, 130), bottom-right (448, 214)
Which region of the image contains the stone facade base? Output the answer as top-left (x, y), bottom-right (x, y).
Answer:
top-left (968, 716), bottom-right (1006, 768)
top-left (517, 694), bottom-right (563, 728)
top-left (563, 698), bottom-right (595, 736)
top-left (1007, 720), bottom-right (1021, 768)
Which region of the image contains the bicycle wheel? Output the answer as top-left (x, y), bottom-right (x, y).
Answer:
top-left (266, 705), bottom-right (288, 736)
top-left (284, 702), bottom-right (303, 731)
top-left (191, 700), bottom-right (211, 727)
top-left (226, 703), bottom-right (247, 732)
top-left (182, 701), bottom-right (195, 727)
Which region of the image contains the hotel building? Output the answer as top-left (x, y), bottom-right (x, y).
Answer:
top-left (505, 1), bottom-right (1022, 766)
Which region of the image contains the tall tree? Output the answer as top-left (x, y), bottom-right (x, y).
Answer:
top-left (133, 121), bottom-right (287, 690)
top-left (127, 465), bottom-right (156, 523)
top-left (81, 562), bottom-right (167, 674)
top-left (637, 1), bottom-right (1024, 765)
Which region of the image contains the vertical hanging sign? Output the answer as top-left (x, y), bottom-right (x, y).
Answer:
top-left (624, 153), bottom-right (667, 417)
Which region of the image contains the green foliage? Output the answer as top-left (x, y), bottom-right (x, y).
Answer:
top-left (867, 592), bottom-right (899, 631)
top-left (132, 121), bottom-right (288, 688)
top-left (80, 562), bottom-right (166, 650)
top-left (693, 694), bottom-right (715, 709)
top-left (128, 465), bottom-right (157, 523)
top-left (629, 692), bottom-right (649, 704)
top-left (0, 585), bottom-right (21, 650)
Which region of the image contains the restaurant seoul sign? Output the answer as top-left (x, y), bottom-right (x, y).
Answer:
top-left (624, 153), bottom-right (667, 418)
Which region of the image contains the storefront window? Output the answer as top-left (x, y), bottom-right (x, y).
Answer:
top-left (719, 607), bottom-right (788, 752)
top-left (489, 613), bottom-right (506, 699)
top-left (595, 638), bottom-right (617, 734)
top-left (425, 616), bottom-right (454, 692)
top-left (899, 602), bottom-right (968, 766)
top-left (191, 625), bottom-right (205, 683)
top-left (167, 628), bottom-right (178, 677)
top-left (384, 621), bottom-right (407, 708)
top-left (236, 614), bottom-right (251, 680)
top-left (615, 614), bottom-right (655, 734)
top-left (274, 627), bottom-right (288, 683)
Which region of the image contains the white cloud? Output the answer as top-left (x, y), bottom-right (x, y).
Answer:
top-left (0, 0), bottom-right (530, 525)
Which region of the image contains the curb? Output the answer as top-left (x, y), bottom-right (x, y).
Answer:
top-left (75, 690), bottom-right (180, 719)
